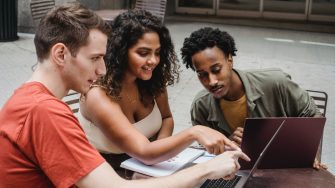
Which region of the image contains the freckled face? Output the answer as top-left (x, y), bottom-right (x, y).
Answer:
top-left (127, 32), bottom-right (161, 80)
top-left (192, 46), bottom-right (233, 99)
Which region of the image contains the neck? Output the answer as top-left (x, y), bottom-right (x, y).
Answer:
top-left (224, 70), bottom-right (245, 101)
top-left (28, 61), bottom-right (69, 99)
top-left (122, 70), bottom-right (137, 86)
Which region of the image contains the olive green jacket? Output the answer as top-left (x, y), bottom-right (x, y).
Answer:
top-left (190, 68), bottom-right (321, 136)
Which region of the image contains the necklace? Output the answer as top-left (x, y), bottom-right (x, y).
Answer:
top-left (124, 90), bottom-right (138, 104)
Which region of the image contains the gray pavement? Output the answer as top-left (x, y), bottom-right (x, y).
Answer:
top-left (1, 21), bottom-right (335, 174)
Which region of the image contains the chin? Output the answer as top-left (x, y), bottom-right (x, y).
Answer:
top-left (212, 94), bottom-right (223, 99)
top-left (78, 86), bottom-right (89, 95)
top-left (212, 91), bottom-right (226, 99)
top-left (141, 75), bottom-right (152, 81)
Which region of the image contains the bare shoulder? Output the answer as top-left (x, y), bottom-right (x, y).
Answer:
top-left (155, 88), bottom-right (172, 117)
top-left (155, 88), bottom-right (168, 101)
top-left (80, 87), bottom-right (120, 119)
top-left (85, 87), bottom-right (108, 101)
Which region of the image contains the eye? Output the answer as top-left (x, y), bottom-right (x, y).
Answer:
top-left (155, 49), bottom-right (161, 56)
top-left (137, 51), bottom-right (149, 57)
top-left (197, 72), bottom-right (208, 79)
top-left (92, 57), bottom-right (100, 61)
top-left (211, 66), bottom-right (221, 74)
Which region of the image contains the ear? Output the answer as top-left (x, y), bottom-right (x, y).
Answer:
top-left (228, 54), bottom-right (234, 67)
top-left (50, 43), bottom-right (68, 67)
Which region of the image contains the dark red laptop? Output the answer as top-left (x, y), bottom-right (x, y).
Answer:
top-left (239, 117), bottom-right (326, 169)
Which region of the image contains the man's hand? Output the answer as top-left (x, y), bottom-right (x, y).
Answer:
top-left (192, 125), bottom-right (240, 155)
top-left (313, 158), bottom-right (328, 170)
top-left (229, 127), bottom-right (244, 147)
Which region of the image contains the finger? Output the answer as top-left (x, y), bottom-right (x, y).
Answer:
top-left (219, 141), bottom-right (225, 154)
top-left (235, 131), bottom-right (243, 138)
top-left (313, 161), bottom-right (320, 170)
top-left (321, 163), bottom-right (328, 170)
top-left (223, 173), bottom-right (236, 180)
top-left (225, 142), bottom-right (241, 151)
top-left (206, 146), bottom-right (214, 154)
top-left (233, 136), bottom-right (242, 145)
top-left (213, 146), bottom-right (220, 155)
top-left (313, 159), bottom-right (325, 170)
top-left (236, 127), bottom-right (244, 134)
top-left (316, 165), bottom-right (321, 170)
top-left (235, 160), bottom-right (241, 170)
top-left (225, 139), bottom-right (240, 151)
top-left (234, 151), bottom-right (251, 162)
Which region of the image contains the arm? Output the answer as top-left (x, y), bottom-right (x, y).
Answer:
top-left (278, 73), bottom-right (322, 117)
top-left (190, 99), bottom-right (211, 127)
top-left (155, 89), bottom-right (174, 140)
top-left (81, 87), bottom-right (237, 165)
top-left (276, 73), bottom-right (326, 169)
top-left (76, 150), bottom-right (250, 188)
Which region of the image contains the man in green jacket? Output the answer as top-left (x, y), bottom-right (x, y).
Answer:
top-left (180, 27), bottom-right (324, 169)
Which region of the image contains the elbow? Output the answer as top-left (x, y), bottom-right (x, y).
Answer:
top-left (134, 157), bottom-right (160, 166)
top-left (140, 159), bottom-right (157, 166)
top-left (131, 149), bottom-right (162, 165)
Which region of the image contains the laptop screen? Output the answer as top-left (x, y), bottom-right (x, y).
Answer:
top-left (244, 119), bottom-right (285, 180)
top-left (239, 117), bottom-right (326, 169)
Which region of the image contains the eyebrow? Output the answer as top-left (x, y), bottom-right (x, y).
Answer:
top-left (196, 69), bottom-right (205, 73)
top-left (136, 46), bottom-right (161, 51)
top-left (195, 63), bottom-right (221, 72)
top-left (90, 53), bottom-right (105, 57)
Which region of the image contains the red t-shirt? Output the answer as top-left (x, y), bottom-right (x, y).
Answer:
top-left (0, 82), bottom-right (105, 188)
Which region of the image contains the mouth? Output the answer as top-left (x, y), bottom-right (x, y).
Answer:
top-left (142, 65), bottom-right (155, 73)
top-left (209, 85), bottom-right (224, 95)
top-left (88, 79), bottom-right (96, 86)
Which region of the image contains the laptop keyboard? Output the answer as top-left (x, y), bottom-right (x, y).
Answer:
top-left (200, 175), bottom-right (242, 188)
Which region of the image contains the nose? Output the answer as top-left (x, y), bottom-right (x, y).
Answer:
top-left (96, 59), bottom-right (106, 77)
top-left (208, 73), bottom-right (218, 86)
top-left (148, 54), bottom-right (159, 65)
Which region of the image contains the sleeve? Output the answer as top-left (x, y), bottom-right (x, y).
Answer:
top-left (18, 100), bottom-right (105, 188)
top-left (190, 98), bottom-right (210, 126)
top-left (278, 73), bottom-right (321, 117)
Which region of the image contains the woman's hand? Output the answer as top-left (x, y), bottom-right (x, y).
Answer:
top-left (192, 125), bottom-right (240, 155)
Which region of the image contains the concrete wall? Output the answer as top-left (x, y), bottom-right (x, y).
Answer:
top-left (79, 0), bottom-right (127, 10)
top-left (19, 0), bottom-right (76, 33)
top-left (166, 0), bottom-right (176, 16)
top-left (18, 0), bottom-right (35, 33)
top-left (18, 0), bottom-right (126, 33)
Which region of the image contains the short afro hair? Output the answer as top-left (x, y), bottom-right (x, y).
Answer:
top-left (181, 27), bottom-right (237, 70)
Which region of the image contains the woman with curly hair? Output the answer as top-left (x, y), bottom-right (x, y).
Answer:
top-left (78, 10), bottom-right (238, 177)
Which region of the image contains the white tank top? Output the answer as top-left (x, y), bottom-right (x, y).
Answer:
top-left (78, 101), bottom-right (162, 154)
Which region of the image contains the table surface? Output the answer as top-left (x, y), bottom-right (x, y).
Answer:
top-left (244, 168), bottom-right (335, 188)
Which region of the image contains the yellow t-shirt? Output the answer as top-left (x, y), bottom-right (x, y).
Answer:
top-left (219, 94), bottom-right (247, 132)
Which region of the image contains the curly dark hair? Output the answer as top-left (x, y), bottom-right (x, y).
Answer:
top-left (100, 9), bottom-right (179, 102)
top-left (180, 27), bottom-right (237, 71)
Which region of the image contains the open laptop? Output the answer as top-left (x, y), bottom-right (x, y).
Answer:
top-left (199, 119), bottom-right (286, 188)
top-left (239, 117), bottom-right (326, 169)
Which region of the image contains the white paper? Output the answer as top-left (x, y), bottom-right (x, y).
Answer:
top-left (193, 152), bottom-right (216, 164)
top-left (120, 148), bottom-right (205, 177)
